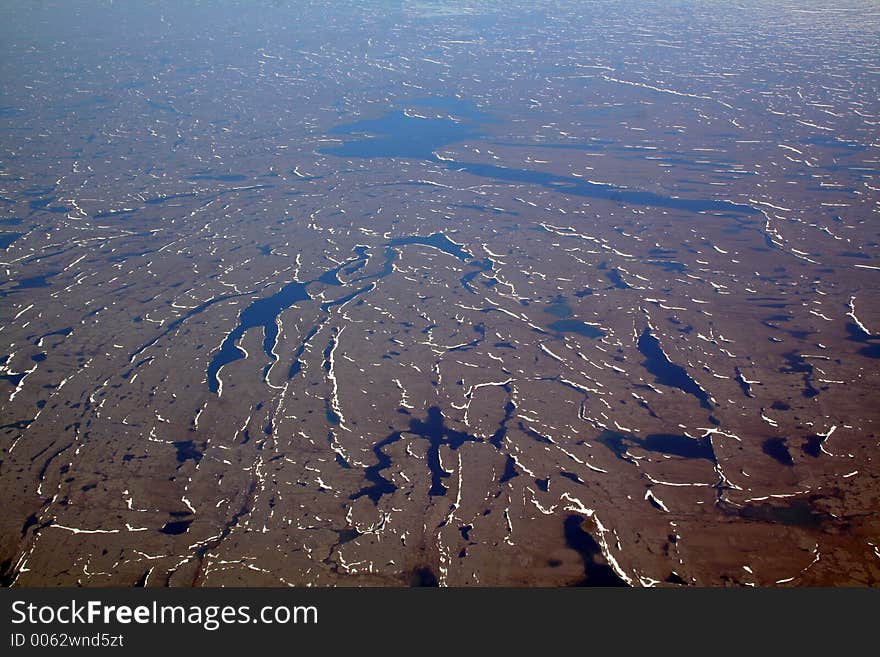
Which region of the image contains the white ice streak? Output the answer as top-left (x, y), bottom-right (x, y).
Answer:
top-left (561, 493), bottom-right (634, 586)
top-left (601, 74), bottom-right (712, 101)
top-left (645, 489), bottom-right (670, 512)
top-left (847, 296), bottom-right (874, 336)
top-left (326, 326), bottom-right (349, 430)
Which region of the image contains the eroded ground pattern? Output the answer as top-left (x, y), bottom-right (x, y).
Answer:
top-left (1, 1), bottom-right (879, 586)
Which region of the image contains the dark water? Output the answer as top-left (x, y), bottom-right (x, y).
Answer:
top-left (216, 235), bottom-right (475, 385)
top-left (317, 267), bottom-right (342, 286)
top-left (206, 281), bottom-right (309, 393)
top-left (34, 327), bottom-right (72, 346)
top-left (459, 269), bottom-right (482, 293)
top-left (322, 335), bottom-right (341, 425)
top-left (93, 209), bottom-right (139, 219)
top-left (268, 232), bottom-right (478, 382)
top-left (735, 499), bottom-right (826, 529)
top-left (641, 433), bottom-right (715, 461)
top-left (0, 233), bottom-right (22, 249)
top-left (172, 440), bottom-right (203, 464)
top-left (460, 258), bottom-right (494, 293)
top-left (563, 515), bottom-right (629, 586)
top-left (846, 322), bottom-right (880, 359)
top-left (638, 328), bottom-right (713, 410)
top-left (131, 291), bottom-right (245, 363)
top-left (598, 428), bottom-right (715, 462)
top-left (321, 111), bottom-right (479, 160)
top-left (160, 519), bottom-right (193, 535)
top-left (801, 435), bottom-right (824, 458)
top-left (664, 572), bottom-right (688, 585)
top-left (605, 269), bottom-right (631, 290)
top-left (734, 368), bottom-right (755, 398)
top-left (325, 109), bottom-right (760, 217)
top-left (449, 160), bottom-right (760, 215)
top-left (762, 437), bottom-right (794, 466)
top-left (0, 0), bottom-right (874, 593)
top-left (350, 429), bottom-right (401, 504)
top-left (548, 319), bottom-right (605, 339)
top-left (409, 566), bottom-right (439, 587)
top-left (450, 202), bottom-right (518, 216)
top-left (519, 421), bottom-right (554, 445)
top-left (28, 197), bottom-right (69, 213)
top-left (19, 513), bottom-right (40, 539)
top-left (144, 192), bottom-right (198, 205)
top-left (560, 471), bottom-right (585, 484)
top-left (544, 301), bottom-right (573, 318)
top-left (287, 324), bottom-right (323, 379)
top-left (410, 407), bottom-right (481, 497)
top-left (646, 259), bottom-right (687, 273)
top-left (500, 455), bottom-right (519, 483)
top-left (1, 272), bottom-right (60, 297)
top-left (351, 406), bottom-right (482, 504)
top-left (333, 528), bottom-right (361, 545)
top-left (387, 233), bottom-right (471, 261)
top-left (802, 135), bottom-right (866, 152)
top-left (321, 284), bottom-right (373, 312)
top-left (490, 395), bottom-right (516, 448)
top-left (0, 370), bottom-right (28, 388)
top-left (780, 351), bottom-right (820, 398)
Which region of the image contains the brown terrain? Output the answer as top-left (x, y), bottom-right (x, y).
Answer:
top-left (1, 0), bottom-right (878, 586)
